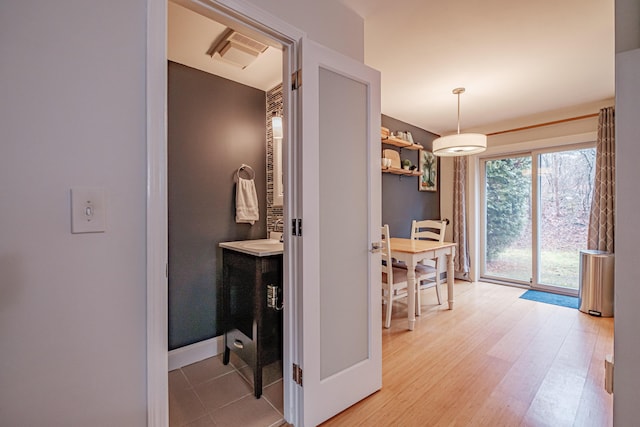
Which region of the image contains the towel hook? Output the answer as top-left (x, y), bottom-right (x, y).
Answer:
top-left (236, 164), bottom-right (255, 181)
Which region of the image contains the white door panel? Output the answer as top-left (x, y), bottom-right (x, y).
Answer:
top-left (298, 38), bottom-right (381, 426)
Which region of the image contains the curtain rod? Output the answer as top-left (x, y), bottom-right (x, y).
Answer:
top-left (487, 113), bottom-right (599, 136)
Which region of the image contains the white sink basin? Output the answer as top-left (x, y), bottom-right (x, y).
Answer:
top-left (241, 240), bottom-right (283, 251)
top-left (219, 239), bottom-right (283, 256)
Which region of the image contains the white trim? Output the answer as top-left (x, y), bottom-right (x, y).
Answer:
top-left (168, 337), bottom-right (225, 371)
top-left (146, 0), bottom-right (168, 426)
top-left (480, 131), bottom-right (597, 156)
top-left (468, 156), bottom-right (480, 282)
top-left (147, 1), bottom-right (305, 426)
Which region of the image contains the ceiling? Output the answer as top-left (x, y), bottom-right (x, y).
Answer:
top-left (168, 2), bottom-right (282, 92)
top-left (169, 0), bottom-right (614, 136)
top-left (341, 0), bottom-right (615, 135)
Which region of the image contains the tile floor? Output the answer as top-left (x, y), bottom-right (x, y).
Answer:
top-left (169, 352), bottom-right (285, 427)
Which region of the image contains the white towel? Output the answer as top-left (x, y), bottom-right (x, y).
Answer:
top-left (236, 177), bottom-right (259, 225)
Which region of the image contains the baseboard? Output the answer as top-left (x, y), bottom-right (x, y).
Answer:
top-left (168, 336), bottom-right (225, 371)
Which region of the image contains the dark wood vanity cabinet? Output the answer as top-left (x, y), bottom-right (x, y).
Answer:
top-left (221, 248), bottom-right (283, 398)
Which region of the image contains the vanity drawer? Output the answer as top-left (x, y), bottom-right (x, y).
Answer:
top-left (225, 328), bottom-right (256, 367)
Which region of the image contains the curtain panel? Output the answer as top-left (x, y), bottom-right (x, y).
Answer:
top-left (453, 157), bottom-right (471, 280)
top-left (587, 106), bottom-right (615, 252)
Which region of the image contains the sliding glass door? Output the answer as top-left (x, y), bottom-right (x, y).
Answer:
top-left (483, 155), bottom-right (532, 284)
top-left (537, 148), bottom-right (596, 291)
top-left (481, 145), bottom-right (596, 295)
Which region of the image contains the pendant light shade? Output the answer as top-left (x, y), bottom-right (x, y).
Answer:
top-left (432, 133), bottom-right (487, 156)
top-left (432, 88), bottom-right (486, 157)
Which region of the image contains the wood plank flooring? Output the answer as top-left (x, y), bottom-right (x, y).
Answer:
top-left (320, 281), bottom-right (613, 427)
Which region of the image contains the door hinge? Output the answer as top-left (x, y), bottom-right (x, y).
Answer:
top-left (293, 363), bottom-right (303, 386)
top-left (291, 218), bottom-right (302, 236)
top-left (292, 69), bottom-right (302, 90)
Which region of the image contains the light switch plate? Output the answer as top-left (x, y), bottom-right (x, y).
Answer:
top-left (71, 188), bottom-right (106, 233)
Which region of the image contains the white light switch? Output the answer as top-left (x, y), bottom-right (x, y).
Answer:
top-left (71, 188), bottom-right (106, 233)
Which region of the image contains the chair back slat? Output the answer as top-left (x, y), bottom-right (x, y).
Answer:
top-left (411, 219), bottom-right (447, 243)
top-left (381, 224), bottom-right (392, 282)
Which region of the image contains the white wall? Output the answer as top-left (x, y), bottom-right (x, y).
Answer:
top-left (0, 0), bottom-right (364, 425)
top-left (242, 0), bottom-right (364, 62)
top-left (440, 158), bottom-right (455, 242)
top-left (0, 0), bottom-right (148, 425)
top-left (614, 47), bottom-right (640, 427)
top-left (615, 0), bottom-right (640, 54)
top-left (613, 0), bottom-right (640, 421)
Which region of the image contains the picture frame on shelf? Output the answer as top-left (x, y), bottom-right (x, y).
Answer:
top-left (419, 150), bottom-right (437, 192)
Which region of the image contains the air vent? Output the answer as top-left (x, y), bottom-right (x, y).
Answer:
top-left (209, 29), bottom-right (268, 69)
top-left (227, 32), bottom-right (268, 53)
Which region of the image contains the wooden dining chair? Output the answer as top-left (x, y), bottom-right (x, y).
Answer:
top-left (381, 224), bottom-right (431, 328)
top-left (411, 219), bottom-right (447, 309)
top-left (381, 225), bottom-right (408, 328)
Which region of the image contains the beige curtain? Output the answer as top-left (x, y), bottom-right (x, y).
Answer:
top-left (453, 157), bottom-right (471, 280)
top-left (587, 106), bottom-right (615, 252)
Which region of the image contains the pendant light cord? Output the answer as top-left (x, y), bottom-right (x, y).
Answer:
top-left (452, 87), bottom-right (465, 135)
top-left (456, 91), bottom-right (461, 135)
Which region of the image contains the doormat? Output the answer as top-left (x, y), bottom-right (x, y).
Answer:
top-left (519, 289), bottom-right (579, 309)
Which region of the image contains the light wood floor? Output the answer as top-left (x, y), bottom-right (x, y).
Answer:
top-left (321, 281), bottom-right (613, 427)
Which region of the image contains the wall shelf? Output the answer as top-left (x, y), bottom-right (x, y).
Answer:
top-left (381, 128), bottom-right (422, 176)
top-left (381, 136), bottom-right (424, 151)
top-left (381, 166), bottom-right (421, 176)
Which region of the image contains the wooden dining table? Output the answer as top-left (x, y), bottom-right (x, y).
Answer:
top-left (389, 238), bottom-right (457, 331)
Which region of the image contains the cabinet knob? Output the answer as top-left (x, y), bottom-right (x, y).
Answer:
top-left (233, 339), bottom-right (244, 349)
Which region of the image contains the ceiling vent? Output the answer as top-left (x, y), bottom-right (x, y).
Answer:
top-left (208, 29), bottom-right (268, 69)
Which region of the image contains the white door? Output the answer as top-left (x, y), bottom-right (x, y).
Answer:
top-left (296, 38), bottom-right (382, 426)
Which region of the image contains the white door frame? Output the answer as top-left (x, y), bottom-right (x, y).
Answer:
top-left (146, 0), bottom-right (304, 424)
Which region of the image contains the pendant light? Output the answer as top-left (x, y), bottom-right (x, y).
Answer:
top-left (432, 88), bottom-right (486, 156)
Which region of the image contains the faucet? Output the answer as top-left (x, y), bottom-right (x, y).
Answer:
top-left (273, 218), bottom-right (284, 242)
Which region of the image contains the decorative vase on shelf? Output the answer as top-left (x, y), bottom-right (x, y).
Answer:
top-left (406, 132), bottom-right (414, 143)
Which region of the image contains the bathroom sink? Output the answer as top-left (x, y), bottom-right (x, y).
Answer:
top-left (219, 239), bottom-right (283, 256)
top-left (241, 240), bottom-right (283, 251)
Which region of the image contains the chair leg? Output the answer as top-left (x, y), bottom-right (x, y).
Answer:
top-left (415, 280), bottom-right (421, 316)
top-left (434, 281), bottom-right (442, 305)
top-left (434, 260), bottom-right (442, 305)
top-left (384, 290), bottom-right (392, 328)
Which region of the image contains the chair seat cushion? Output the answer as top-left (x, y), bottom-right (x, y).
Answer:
top-left (392, 261), bottom-right (437, 274)
top-left (382, 266), bottom-right (416, 284)
top-left (391, 266), bottom-right (408, 282)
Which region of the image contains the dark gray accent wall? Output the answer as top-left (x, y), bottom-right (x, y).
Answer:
top-left (382, 114), bottom-right (440, 238)
top-left (168, 61), bottom-right (267, 350)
